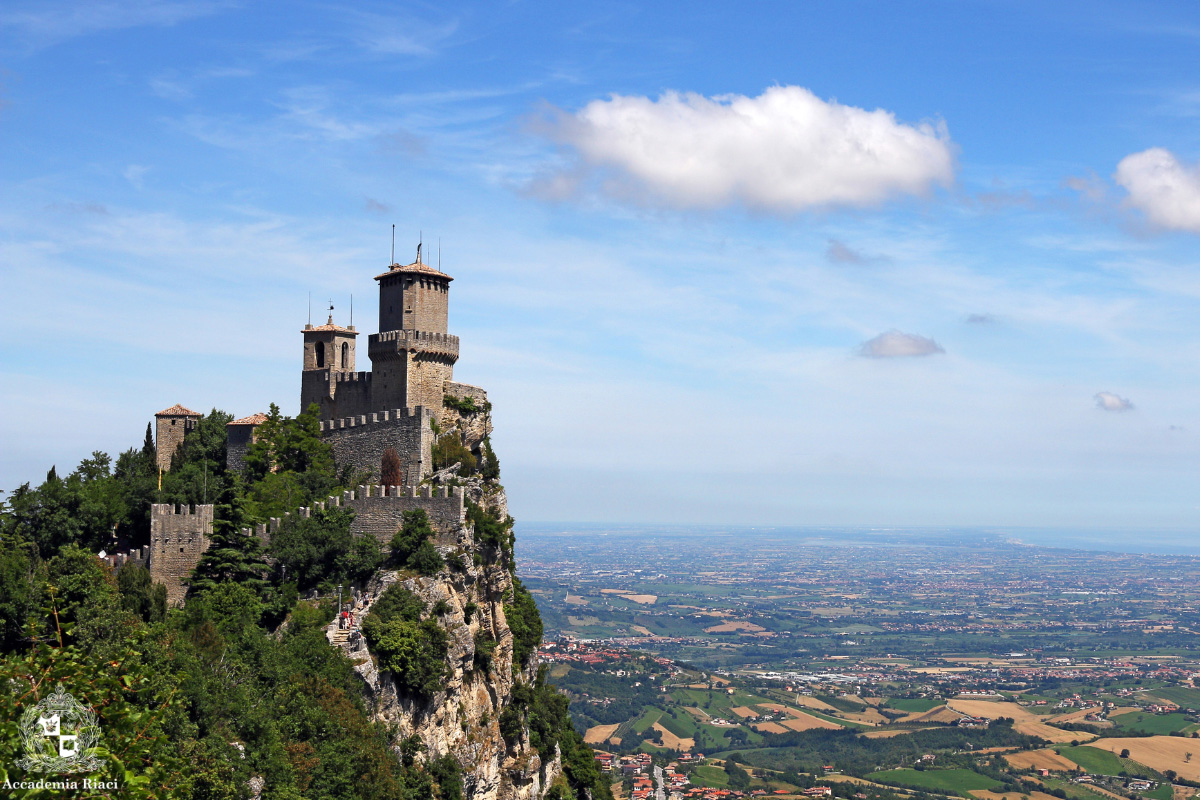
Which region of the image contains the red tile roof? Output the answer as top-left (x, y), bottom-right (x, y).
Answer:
top-left (156, 404), bottom-right (201, 417)
top-left (374, 260), bottom-right (454, 282)
top-left (228, 413), bottom-right (268, 426)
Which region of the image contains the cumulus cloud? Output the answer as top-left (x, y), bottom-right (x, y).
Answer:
top-left (542, 86), bottom-right (955, 213)
top-left (860, 330), bottom-right (944, 359)
top-left (1114, 147), bottom-right (1200, 232)
top-left (1094, 392), bottom-right (1134, 412)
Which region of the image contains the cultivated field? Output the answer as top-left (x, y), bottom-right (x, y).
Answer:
top-left (704, 621), bottom-right (766, 633)
top-left (779, 710), bottom-right (843, 731)
top-left (584, 723), bottom-right (620, 745)
top-left (971, 791), bottom-right (1062, 800)
top-left (947, 699), bottom-right (1093, 743)
top-left (651, 722), bottom-right (693, 750)
top-left (753, 721), bottom-right (789, 734)
top-left (899, 705), bottom-right (963, 724)
top-left (1004, 749), bottom-right (1079, 772)
top-left (1088, 738), bottom-right (1200, 782)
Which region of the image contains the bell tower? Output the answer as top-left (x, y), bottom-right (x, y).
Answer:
top-left (300, 307), bottom-right (361, 419)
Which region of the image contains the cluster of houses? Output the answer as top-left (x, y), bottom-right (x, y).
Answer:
top-left (593, 751), bottom-right (654, 775)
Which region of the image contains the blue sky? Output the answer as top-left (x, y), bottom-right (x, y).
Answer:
top-left (4, 1), bottom-right (1200, 528)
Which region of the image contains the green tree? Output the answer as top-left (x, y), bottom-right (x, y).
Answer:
top-left (389, 509), bottom-right (444, 575)
top-left (505, 577), bottom-right (543, 669)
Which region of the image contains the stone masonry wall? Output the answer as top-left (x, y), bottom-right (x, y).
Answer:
top-left (322, 407), bottom-right (434, 486)
top-left (242, 485), bottom-right (465, 549)
top-left (226, 425), bottom-right (253, 472)
top-left (149, 503), bottom-right (213, 607)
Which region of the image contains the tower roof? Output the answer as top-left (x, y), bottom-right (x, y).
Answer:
top-left (374, 260), bottom-right (453, 282)
top-left (302, 314), bottom-right (357, 335)
top-left (227, 412), bottom-right (269, 427)
top-left (155, 403), bottom-right (201, 417)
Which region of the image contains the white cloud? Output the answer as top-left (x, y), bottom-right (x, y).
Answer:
top-left (860, 330), bottom-right (944, 358)
top-left (1114, 147), bottom-right (1200, 232)
top-left (1095, 391), bottom-right (1134, 412)
top-left (541, 86), bottom-right (955, 213)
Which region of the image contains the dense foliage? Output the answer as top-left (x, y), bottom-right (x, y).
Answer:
top-left (505, 577), bottom-right (543, 670)
top-left (388, 509), bottom-right (443, 575)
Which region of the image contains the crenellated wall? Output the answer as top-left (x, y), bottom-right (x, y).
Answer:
top-left (321, 407), bottom-right (435, 486)
top-left (241, 484), bottom-right (466, 549)
top-left (149, 503), bottom-right (213, 607)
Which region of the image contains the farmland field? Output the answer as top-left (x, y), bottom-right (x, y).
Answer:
top-left (869, 768), bottom-right (1003, 794)
top-left (1111, 712), bottom-right (1194, 736)
top-left (888, 698), bottom-right (943, 713)
top-left (1087, 738), bottom-right (1200, 782)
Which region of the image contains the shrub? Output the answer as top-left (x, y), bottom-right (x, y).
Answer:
top-left (466, 501), bottom-right (513, 557)
top-left (480, 437), bottom-right (500, 481)
top-left (432, 433), bottom-right (476, 475)
top-left (505, 577), bottom-right (543, 669)
top-left (442, 394), bottom-right (478, 413)
top-left (463, 601), bottom-right (478, 624)
top-left (473, 630), bottom-right (497, 673)
top-left (389, 509), bottom-right (443, 575)
top-left (361, 585), bottom-right (446, 698)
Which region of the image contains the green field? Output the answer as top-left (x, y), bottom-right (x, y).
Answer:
top-left (630, 708), bottom-right (663, 734)
top-left (1143, 687), bottom-right (1200, 709)
top-left (886, 697), bottom-right (943, 713)
top-left (1111, 712), bottom-right (1194, 735)
top-left (1058, 746), bottom-right (1159, 779)
top-left (690, 765), bottom-right (730, 787)
top-left (868, 768), bottom-right (1002, 795)
top-left (1142, 784), bottom-right (1172, 800)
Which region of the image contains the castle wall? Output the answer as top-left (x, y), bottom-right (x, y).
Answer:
top-left (242, 485), bottom-right (465, 550)
top-left (302, 370), bottom-right (374, 420)
top-left (149, 503), bottom-right (213, 607)
top-left (322, 408), bottom-right (435, 486)
top-left (409, 354), bottom-right (455, 412)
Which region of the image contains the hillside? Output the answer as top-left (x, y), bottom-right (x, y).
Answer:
top-left (0, 403), bottom-right (610, 800)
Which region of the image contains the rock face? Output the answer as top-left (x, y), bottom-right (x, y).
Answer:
top-left (328, 405), bottom-right (560, 800)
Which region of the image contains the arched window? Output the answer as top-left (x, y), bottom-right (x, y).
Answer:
top-left (341, 342), bottom-right (349, 368)
top-left (315, 341), bottom-right (325, 368)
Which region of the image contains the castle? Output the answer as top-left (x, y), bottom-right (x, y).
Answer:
top-left (106, 248), bottom-right (489, 604)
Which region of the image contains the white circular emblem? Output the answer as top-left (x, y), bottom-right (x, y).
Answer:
top-left (17, 685), bottom-right (103, 773)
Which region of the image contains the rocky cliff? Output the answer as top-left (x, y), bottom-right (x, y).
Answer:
top-left (326, 404), bottom-right (598, 800)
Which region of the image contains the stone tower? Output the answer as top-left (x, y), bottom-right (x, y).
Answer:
top-left (299, 246), bottom-right (484, 485)
top-left (299, 248), bottom-right (460, 422)
top-left (155, 403), bottom-right (201, 471)
top-left (369, 255), bottom-right (459, 412)
top-left (300, 311), bottom-right (362, 420)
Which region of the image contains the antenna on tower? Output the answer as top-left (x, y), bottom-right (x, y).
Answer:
top-left (308, 292), bottom-right (312, 325)
top-left (439, 237), bottom-right (442, 270)
top-left (419, 230), bottom-right (423, 264)
top-left (391, 224), bottom-right (395, 264)
top-left (327, 299), bottom-right (334, 324)
top-left (350, 294), bottom-right (353, 327)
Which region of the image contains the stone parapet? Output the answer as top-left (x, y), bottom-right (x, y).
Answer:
top-left (367, 329), bottom-right (459, 362)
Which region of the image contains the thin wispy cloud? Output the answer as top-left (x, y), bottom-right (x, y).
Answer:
top-left (0, 0), bottom-right (228, 49)
top-left (535, 86), bottom-right (955, 214)
top-left (860, 330), bottom-right (945, 358)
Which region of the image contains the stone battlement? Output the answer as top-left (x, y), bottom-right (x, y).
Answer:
top-left (368, 329), bottom-right (459, 360)
top-left (242, 484), bottom-right (466, 549)
top-left (319, 406), bottom-right (424, 432)
top-left (331, 370), bottom-right (372, 384)
top-left (149, 503), bottom-right (213, 607)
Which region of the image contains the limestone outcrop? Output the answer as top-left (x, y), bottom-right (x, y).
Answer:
top-left (327, 405), bottom-right (562, 800)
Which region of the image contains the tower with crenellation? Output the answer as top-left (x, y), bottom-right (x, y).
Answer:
top-left (300, 245), bottom-right (484, 486)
